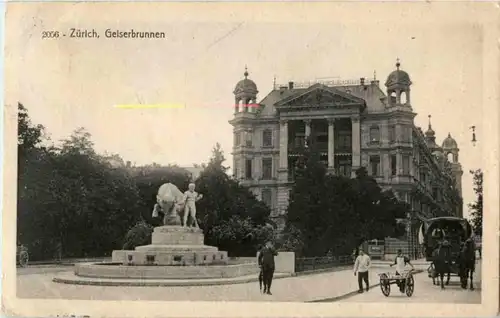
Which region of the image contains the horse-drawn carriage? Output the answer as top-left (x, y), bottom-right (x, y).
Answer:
top-left (419, 217), bottom-right (475, 290)
top-left (16, 245), bottom-right (29, 267)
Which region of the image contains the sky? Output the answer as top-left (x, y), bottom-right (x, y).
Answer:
top-left (5, 3), bottom-right (487, 218)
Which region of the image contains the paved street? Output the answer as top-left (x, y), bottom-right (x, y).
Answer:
top-left (340, 261), bottom-right (482, 303)
top-left (18, 266), bottom-right (394, 302)
top-left (16, 262), bottom-right (481, 303)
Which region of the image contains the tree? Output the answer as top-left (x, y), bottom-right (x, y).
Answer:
top-left (195, 143), bottom-right (272, 255)
top-left (285, 136), bottom-right (334, 256)
top-left (17, 105), bottom-right (143, 260)
top-left (123, 221), bottom-right (154, 250)
top-left (284, 141), bottom-right (409, 257)
top-left (469, 169), bottom-right (483, 236)
top-left (350, 168), bottom-right (407, 245)
top-left (17, 102), bottom-right (46, 155)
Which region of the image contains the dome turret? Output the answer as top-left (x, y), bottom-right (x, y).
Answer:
top-left (233, 66), bottom-right (259, 114)
top-left (442, 133), bottom-right (458, 149)
top-left (233, 67), bottom-right (258, 95)
top-left (385, 59), bottom-right (412, 106)
top-left (385, 61), bottom-right (412, 87)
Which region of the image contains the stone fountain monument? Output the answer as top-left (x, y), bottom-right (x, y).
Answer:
top-left (111, 183), bottom-right (229, 273)
top-left (57, 183), bottom-right (269, 284)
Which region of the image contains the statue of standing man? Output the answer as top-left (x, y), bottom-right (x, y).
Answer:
top-left (183, 183), bottom-right (203, 228)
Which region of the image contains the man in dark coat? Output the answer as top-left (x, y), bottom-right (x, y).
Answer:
top-left (258, 241), bottom-right (278, 295)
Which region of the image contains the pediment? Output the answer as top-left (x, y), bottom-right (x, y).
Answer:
top-left (275, 85), bottom-right (365, 108)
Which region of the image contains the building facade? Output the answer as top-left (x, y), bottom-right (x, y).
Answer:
top-left (229, 62), bottom-right (463, 248)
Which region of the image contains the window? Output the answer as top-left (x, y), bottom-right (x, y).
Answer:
top-left (262, 129), bottom-right (273, 147)
top-left (235, 132), bottom-right (241, 146)
top-left (370, 155), bottom-right (380, 176)
top-left (261, 189), bottom-right (272, 208)
top-left (294, 134), bottom-right (305, 148)
top-left (388, 125), bottom-right (396, 143)
top-left (399, 126), bottom-right (411, 143)
top-left (245, 131), bottom-right (253, 147)
top-left (370, 126), bottom-right (380, 143)
top-left (402, 155), bottom-right (410, 175)
top-left (337, 132), bottom-right (352, 151)
top-left (245, 159), bottom-right (252, 179)
top-left (262, 158), bottom-right (273, 180)
top-left (390, 155), bottom-right (397, 176)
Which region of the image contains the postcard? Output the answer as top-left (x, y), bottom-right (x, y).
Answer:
top-left (3, 2), bottom-right (499, 317)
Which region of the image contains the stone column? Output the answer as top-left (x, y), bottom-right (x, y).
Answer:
top-left (234, 98), bottom-right (240, 113)
top-left (328, 118), bottom-right (335, 170)
top-left (304, 119), bottom-right (311, 146)
top-left (351, 116), bottom-right (361, 176)
top-left (397, 150), bottom-right (403, 176)
top-left (304, 119), bottom-right (311, 137)
top-left (396, 89), bottom-right (401, 104)
top-left (279, 120), bottom-right (288, 170)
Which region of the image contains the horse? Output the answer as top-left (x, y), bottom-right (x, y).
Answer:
top-left (431, 241), bottom-right (453, 289)
top-left (458, 238), bottom-right (476, 290)
top-left (429, 245), bottom-right (451, 286)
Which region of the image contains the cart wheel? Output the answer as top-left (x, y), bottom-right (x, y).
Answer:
top-left (379, 274), bottom-right (391, 297)
top-left (19, 251), bottom-right (29, 268)
top-left (405, 274), bottom-right (414, 297)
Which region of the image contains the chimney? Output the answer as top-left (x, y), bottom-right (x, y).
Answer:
top-left (126, 161), bottom-right (131, 168)
top-left (288, 81), bottom-right (294, 90)
top-left (360, 77), bottom-right (365, 86)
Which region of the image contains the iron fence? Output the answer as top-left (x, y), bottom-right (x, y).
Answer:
top-left (295, 255), bottom-right (353, 273)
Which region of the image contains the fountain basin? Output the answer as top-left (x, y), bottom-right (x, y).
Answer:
top-left (74, 261), bottom-right (260, 279)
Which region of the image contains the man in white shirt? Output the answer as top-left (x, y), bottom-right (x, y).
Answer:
top-left (390, 249), bottom-right (414, 292)
top-left (353, 249), bottom-right (371, 293)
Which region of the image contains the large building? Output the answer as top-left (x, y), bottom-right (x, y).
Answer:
top-left (229, 61), bottom-right (464, 248)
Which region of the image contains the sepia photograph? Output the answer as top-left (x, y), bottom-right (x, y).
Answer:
top-left (2, 2), bottom-right (499, 318)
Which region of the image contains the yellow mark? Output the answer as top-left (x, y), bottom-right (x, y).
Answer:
top-left (114, 104), bottom-right (185, 109)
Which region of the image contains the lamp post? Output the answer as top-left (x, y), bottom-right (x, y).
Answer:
top-left (406, 212), bottom-right (413, 259)
top-left (470, 125), bottom-right (477, 147)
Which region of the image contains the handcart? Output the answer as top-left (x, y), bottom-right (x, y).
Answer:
top-left (378, 270), bottom-right (414, 297)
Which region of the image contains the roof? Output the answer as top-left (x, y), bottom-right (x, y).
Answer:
top-left (234, 78), bottom-right (258, 94)
top-left (385, 61), bottom-right (412, 88)
top-left (442, 133), bottom-right (458, 149)
top-left (385, 69), bottom-right (411, 87)
top-left (257, 81), bottom-right (386, 116)
top-left (234, 69), bottom-right (258, 95)
top-left (427, 216), bottom-right (468, 223)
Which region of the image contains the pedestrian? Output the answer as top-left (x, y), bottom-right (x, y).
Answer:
top-left (390, 249), bottom-right (414, 292)
top-left (258, 241), bottom-right (278, 295)
top-left (256, 245), bottom-right (264, 292)
top-left (353, 249), bottom-right (371, 293)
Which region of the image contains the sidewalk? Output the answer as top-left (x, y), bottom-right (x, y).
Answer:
top-left (20, 264), bottom-right (419, 302)
top-left (28, 257), bottom-right (111, 266)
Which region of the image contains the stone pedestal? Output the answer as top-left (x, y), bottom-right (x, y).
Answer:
top-left (163, 214), bottom-right (182, 226)
top-left (112, 226), bottom-right (228, 266)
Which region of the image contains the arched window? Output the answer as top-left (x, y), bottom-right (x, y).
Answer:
top-left (369, 126), bottom-right (380, 143)
top-left (390, 91), bottom-right (397, 104)
top-left (400, 91), bottom-right (407, 104)
top-left (447, 152), bottom-right (453, 162)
